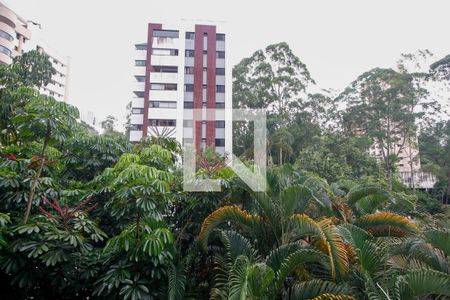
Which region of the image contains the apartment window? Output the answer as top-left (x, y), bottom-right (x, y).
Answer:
top-left (216, 34), bottom-right (225, 41)
top-left (216, 102), bottom-right (225, 108)
top-left (216, 51), bottom-right (225, 59)
top-left (135, 76), bottom-right (146, 82)
top-left (135, 60), bottom-right (146, 66)
top-left (135, 44), bottom-right (147, 50)
top-left (215, 139), bottom-right (225, 147)
top-left (183, 120), bottom-right (193, 127)
top-left (130, 124), bottom-right (143, 130)
top-left (184, 102), bottom-right (194, 108)
top-left (185, 50), bottom-right (195, 57)
top-left (185, 67), bottom-right (194, 74)
top-left (149, 119), bottom-right (176, 127)
top-left (185, 84), bottom-right (194, 92)
top-left (134, 91), bottom-right (145, 98)
top-left (215, 121), bottom-right (225, 128)
top-left (150, 83), bottom-right (177, 90)
top-left (152, 48), bottom-right (178, 56)
top-left (216, 85), bottom-right (225, 93)
top-left (149, 101), bottom-right (177, 108)
top-left (153, 30), bottom-right (179, 38)
top-left (203, 50), bottom-right (208, 54)
top-left (0, 30), bottom-right (13, 42)
top-left (0, 45), bottom-right (11, 56)
top-left (186, 32), bottom-right (195, 39)
top-left (132, 108), bottom-right (144, 114)
top-left (216, 68), bottom-right (225, 75)
top-left (150, 66), bottom-right (178, 73)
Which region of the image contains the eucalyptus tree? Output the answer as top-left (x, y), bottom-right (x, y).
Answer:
top-left (232, 42), bottom-right (315, 160)
top-left (338, 68), bottom-right (439, 189)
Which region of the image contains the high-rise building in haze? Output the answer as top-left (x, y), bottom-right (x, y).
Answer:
top-left (130, 21), bottom-right (231, 155)
top-left (0, 1), bottom-right (69, 102)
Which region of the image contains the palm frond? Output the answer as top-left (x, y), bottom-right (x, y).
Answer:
top-left (199, 206), bottom-right (261, 248)
top-left (274, 249), bottom-right (329, 290)
top-left (346, 184), bottom-right (391, 216)
top-left (266, 242), bottom-right (306, 274)
top-left (355, 212), bottom-right (418, 237)
top-left (290, 215), bottom-right (349, 280)
top-left (284, 279), bottom-right (355, 300)
top-left (228, 255), bottom-right (250, 300)
top-left (217, 230), bottom-right (259, 263)
top-left (280, 185), bottom-right (312, 216)
top-left (425, 229), bottom-right (450, 256)
top-left (167, 262), bottom-right (186, 300)
top-left (317, 219), bottom-right (350, 280)
top-left (393, 269), bottom-right (450, 299)
top-left (338, 224), bottom-right (386, 275)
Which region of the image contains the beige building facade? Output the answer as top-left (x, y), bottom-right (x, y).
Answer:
top-left (0, 1), bottom-right (69, 102)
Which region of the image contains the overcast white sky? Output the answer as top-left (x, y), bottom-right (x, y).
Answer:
top-left (6, 0), bottom-right (450, 129)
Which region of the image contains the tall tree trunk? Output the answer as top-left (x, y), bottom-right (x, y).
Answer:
top-left (445, 169), bottom-right (450, 205)
top-left (409, 150), bottom-right (416, 192)
top-left (23, 124), bottom-right (51, 223)
top-left (386, 158), bottom-right (392, 191)
top-left (279, 147), bottom-right (283, 165)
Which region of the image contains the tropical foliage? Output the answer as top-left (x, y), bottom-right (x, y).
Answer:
top-left (0, 49), bottom-right (449, 299)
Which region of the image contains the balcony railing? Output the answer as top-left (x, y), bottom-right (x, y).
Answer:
top-left (399, 171), bottom-right (436, 189)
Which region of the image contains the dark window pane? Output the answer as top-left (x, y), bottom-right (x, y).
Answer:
top-left (135, 60), bottom-right (146, 66)
top-left (153, 30), bottom-right (179, 38)
top-left (184, 102), bottom-right (194, 108)
top-left (135, 44), bottom-right (147, 50)
top-left (150, 66), bottom-right (178, 73)
top-left (216, 33), bottom-right (225, 41)
top-left (185, 84), bottom-right (194, 92)
top-left (215, 139), bottom-right (225, 147)
top-left (152, 48), bottom-right (178, 56)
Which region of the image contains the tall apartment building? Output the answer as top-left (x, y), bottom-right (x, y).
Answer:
top-left (368, 136), bottom-right (436, 189)
top-left (0, 1), bottom-right (69, 102)
top-left (0, 1), bottom-right (30, 64)
top-left (130, 22), bottom-right (231, 155)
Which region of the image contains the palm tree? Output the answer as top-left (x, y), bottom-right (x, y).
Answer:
top-left (198, 165), bottom-right (449, 299)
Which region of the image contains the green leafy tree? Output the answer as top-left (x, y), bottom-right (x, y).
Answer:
top-left (296, 134), bottom-right (381, 183)
top-left (92, 143), bottom-right (176, 299)
top-left (338, 68), bottom-right (439, 189)
top-left (101, 115), bottom-right (118, 134)
top-left (232, 42), bottom-right (315, 159)
top-left (13, 96), bottom-right (79, 223)
top-left (419, 120), bottom-right (450, 203)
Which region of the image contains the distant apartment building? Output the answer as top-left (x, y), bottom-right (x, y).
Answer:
top-left (130, 21), bottom-right (231, 155)
top-left (0, 1), bottom-right (69, 102)
top-left (0, 1), bottom-right (30, 64)
top-left (368, 136), bottom-right (436, 189)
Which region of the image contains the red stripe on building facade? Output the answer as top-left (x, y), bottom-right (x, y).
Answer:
top-left (142, 23), bottom-right (162, 137)
top-left (193, 24), bottom-right (217, 151)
